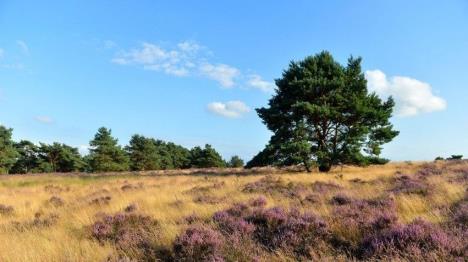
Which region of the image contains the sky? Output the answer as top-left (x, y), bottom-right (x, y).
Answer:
top-left (0, 1), bottom-right (467, 161)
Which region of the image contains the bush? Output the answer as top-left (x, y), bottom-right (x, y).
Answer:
top-left (173, 226), bottom-right (225, 262)
top-left (91, 212), bottom-right (163, 260)
top-left (0, 204), bottom-right (14, 215)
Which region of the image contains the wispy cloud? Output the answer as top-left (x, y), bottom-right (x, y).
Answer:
top-left (365, 70), bottom-right (447, 117)
top-left (207, 101), bottom-right (250, 118)
top-left (35, 115), bottom-right (54, 124)
top-left (247, 74), bottom-right (275, 92)
top-left (112, 41), bottom-right (271, 90)
top-left (16, 40), bottom-right (29, 54)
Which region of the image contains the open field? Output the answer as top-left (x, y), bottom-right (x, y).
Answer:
top-left (0, 161), bottom-right (467, 261)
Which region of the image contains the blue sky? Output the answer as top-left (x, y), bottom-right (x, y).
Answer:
top-left (0, 1), bottom-right (467, 161)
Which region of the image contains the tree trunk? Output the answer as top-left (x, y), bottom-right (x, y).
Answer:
top-left (318, 163), bottom-right (331, 172)
top-left (303, 160), bottom-right (311, 172)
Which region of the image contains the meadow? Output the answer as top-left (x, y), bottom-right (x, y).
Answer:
top-left (0, 161), bottom-right (466, 261)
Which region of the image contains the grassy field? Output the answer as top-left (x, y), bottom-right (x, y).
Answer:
top-left (0, 161), bottom-right (466, 261)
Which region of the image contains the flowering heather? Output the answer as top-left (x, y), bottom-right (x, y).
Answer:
top-left (451, 202), bottom-right (468, 229)
top-left (360, 218), bottom-right (465, 260)
top-left (331, 195), bottom-right (398, 250)
top-left (91, 212), bottom-right (161, 260)
top-left (391, 175), bottom-right (431, 196)
top-left (417, 163), bottom-right (444, 177)
top-left (173, 226), bottom-right (225, 262)
top-left (248, 196), bottom-right (267, 207)
top-left (247, 207), bottom-right (329, 256)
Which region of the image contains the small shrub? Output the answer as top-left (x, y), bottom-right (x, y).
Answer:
top-left (0, 204), bottom-right (14, 215)
top-left (173, 225), bottom-right (225, 262)
top-left (32, 212), bottom-right (59, 228)
top-left (90, 196), bottom-right (111, 205)
top-left (91, 212), bottom-right (162, 260)
top-left (124, 203), bottom-right (138, 213)
top-left (48, 196), bottom-right (64, 207)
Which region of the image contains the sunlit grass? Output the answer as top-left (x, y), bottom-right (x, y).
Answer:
top-left (0, 161), bottom-right (465, 261)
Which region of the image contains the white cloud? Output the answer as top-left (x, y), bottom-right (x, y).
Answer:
top-left (365, 70), bottom-right (447, 117)
top-left (200, 63), bottom-right (240, 88)
top-left (247, 74), bottom-right (275, 92)
top-left (112, 41), bottom-right (269, 90)
top-left (16, 40), bottom-right (29, 54)
top-left (35, 116), bottom-right (54, 124)
top-left (207, 101), bottom-right (250, 118)
top-left (112, 42), bottom-right (195, 77)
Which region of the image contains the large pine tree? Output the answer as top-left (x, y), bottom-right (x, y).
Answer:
top-left (249, 51), bottom-right (399, 172)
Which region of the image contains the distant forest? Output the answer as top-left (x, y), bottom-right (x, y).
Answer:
top-left (0, 126), bottom-right (243, 174)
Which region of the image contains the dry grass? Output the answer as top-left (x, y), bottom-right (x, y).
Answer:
top-left (0, 161), bottom-right (466, 261)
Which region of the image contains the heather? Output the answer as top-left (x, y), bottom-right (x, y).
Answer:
top-left (0, 161), bottom-right (466, 261)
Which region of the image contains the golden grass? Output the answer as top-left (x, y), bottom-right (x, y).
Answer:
top-left (0, 161), bottom-right (466, 261)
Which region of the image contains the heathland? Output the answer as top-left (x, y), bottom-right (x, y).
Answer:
top-left (0, 160), bottom-right (466, 261)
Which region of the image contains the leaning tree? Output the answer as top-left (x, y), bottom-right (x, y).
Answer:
top-left (249, 51), bottom-right (399, 172)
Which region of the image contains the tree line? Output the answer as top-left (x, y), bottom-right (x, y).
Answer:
top-left (0, 126), bottom-right (244, 174)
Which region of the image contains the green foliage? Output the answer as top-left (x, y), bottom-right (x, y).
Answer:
top-left (190, 144), bottom-right (225, 168)
top-left (434, 156), bottom-right (444, 161)
top-left (37, 143), bottom-right (85, 172)
top-left (448, 155), bottom-right (463, 160)
top-left (125, 135), bottom-right (191, 171)
top-left (88, 127), bottom-right (129, 172)
top-left (0, 126), bottom-right (19, 174)
top-left (10, 140), bottom-right (39, 174)
top-left (249, 51), bottom-right (399, 172)
top-left (126, 135), bottom-right (161, 171)
top-left (228, 155), bottom-right (244, 168)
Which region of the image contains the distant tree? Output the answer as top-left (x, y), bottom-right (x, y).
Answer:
top-left (228, 155), bottom-right (244, 168)
top-left (37, 143), bottom-right (85, 172)
top-left (448, 155), bottom-right (463, 160)
top-left (189, 144), bottom-right (225, 168)
top-left (0, 126), bottom-right (19, 174)
top-left (250, 51), bottom-right (399, 172)
top-left (126, 135), bottom-right (161, 171)
top-left (10, 140), bottom-right (40, 174)
top-left (88, 127), bottom-right (129, 172)
top-left (434, 156), bottom-right (444, 161)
